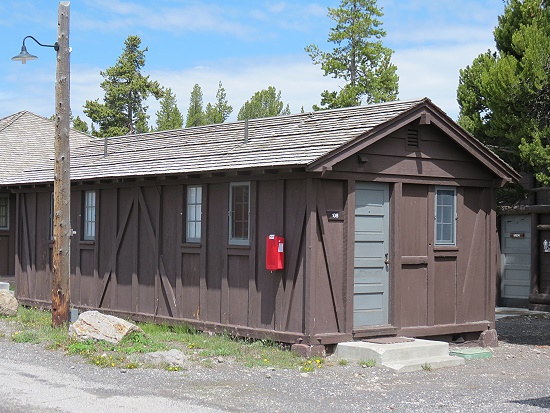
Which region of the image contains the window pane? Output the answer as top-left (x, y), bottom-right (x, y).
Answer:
top-left (435, 188), bottom-right (455, 245)
top-left (84, 191), bottom-right (96, 240)
top-left (230, 183), bottom-right (250, 243)
top-left (0, 196), bottom-right (8, 229)
top-left (186, 186), bottom-right (202, 242)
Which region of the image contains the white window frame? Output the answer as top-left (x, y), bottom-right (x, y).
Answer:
top-left (435, 186), bottom-right (456, 246)
top-left (83, 190), bottom-right (96, 241)
top-left (186, 185), bottom-right (202, 243)
top-left (229, 182), bottom-right (250, 245)
top-left (0, 194), bottom-right (9, 230)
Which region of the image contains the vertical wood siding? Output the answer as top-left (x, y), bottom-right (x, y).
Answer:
top-left (16, 177), bottom-right (311, 341)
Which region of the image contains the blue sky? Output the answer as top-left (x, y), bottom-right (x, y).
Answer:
top-left (1, 0), bottom-right (505, 126)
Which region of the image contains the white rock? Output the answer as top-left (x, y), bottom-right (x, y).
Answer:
top-left (0, 290), bottom-right (18, 316)
top-left (68, 311), bottom-right (142, 344)
top-left (138, 349), bottom-right (187, 367)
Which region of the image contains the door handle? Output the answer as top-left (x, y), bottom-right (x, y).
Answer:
top-left (384, 253), bottom-right (390, 265)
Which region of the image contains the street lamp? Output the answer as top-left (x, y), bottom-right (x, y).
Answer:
top-left (12, 2), bottom-right (71, 328)
top-left (11, 36), bottom-right (58, 64)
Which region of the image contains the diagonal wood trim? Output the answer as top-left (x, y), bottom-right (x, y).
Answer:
top-left (159, 255), bottom-right (177, 316)
top-left (97, 195), bottom-right (135, 306)
top-left (281, 200), bottom-right (306, 331)
top-left (461, 189), bottom-right (487, 313)
top-left (315, 181), bottom-right (343, 332)
top-left (137, 187), bottom-right (158, 256)
top-left (137, 187), bottom-right (160, 315)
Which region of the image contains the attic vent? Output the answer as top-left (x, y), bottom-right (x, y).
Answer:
top-left (406, 129), bottom-right (419, 149)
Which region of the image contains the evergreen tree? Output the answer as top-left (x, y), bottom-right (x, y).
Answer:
top-left (185, 84), bottom-right (205, 127)
top-left (204, 81), bottom-right (233, 124)
top-left (72, 116), bottom-right (89, 134)
top-left (83, 35), bottom-right (164, 137)
top-left (237, 87), bottom-right (290, 121)
top-left (457, 0), bottom-right (550, 184)
top-left (155, 88), bottom-right (183, 131)
top-left (305, 0), bottom-right (398, 110)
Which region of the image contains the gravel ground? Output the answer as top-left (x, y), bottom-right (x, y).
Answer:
top-left (0, 313), bottom-right (549, 413)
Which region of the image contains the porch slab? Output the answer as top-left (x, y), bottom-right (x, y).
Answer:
top-left (335, 338), bottom-right (465, 373)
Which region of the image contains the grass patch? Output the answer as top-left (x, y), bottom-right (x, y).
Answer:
top-left (359, 359), bottom-right (376, 368)
top-left (1, 307), bottom-right (308, 370)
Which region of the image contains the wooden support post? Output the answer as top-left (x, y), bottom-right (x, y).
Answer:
top-left (52, 1), bottom-right (71, 327)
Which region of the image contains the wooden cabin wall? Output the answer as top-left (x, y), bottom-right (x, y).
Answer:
top-left (0, 193), bottom-right (16, 277)
top-left (394, 184), bottom-right (494, 336)
top-left (16, 191), bottom-right (52, 302)
top-left (309, 179), bottom-right (348, 338)
top-left (15, 177), bottom-right (310, 342)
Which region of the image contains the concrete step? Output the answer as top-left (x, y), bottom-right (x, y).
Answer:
top-left (383, 355), bottom-right (465, 373)
top-left (335, 338), bottom-right (465, 373)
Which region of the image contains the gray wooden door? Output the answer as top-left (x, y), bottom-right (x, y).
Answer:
top-left (354, 182), bottom-right (390, 327)
top-left (501, 215), bottom-right (531, 306)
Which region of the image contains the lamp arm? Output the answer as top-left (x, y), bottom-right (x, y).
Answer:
top-left (23, 35), bottom-right (59, 52)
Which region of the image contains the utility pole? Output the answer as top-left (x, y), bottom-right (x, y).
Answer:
top-left (51, 1), bottom-right (71, 327)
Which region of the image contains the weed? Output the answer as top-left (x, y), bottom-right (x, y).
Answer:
top-left (11, 330), bottom-right (39, 343)
top-left (421, 362), bottom-right (432, 371)
top-left (299, 358), bottom-right (324, 372)
top-left (67, 339), bottom-right (97, 356)
top-left (359, 359), bottom-right (376, 368)
top-left (338, 359), bottom-right (349, 366)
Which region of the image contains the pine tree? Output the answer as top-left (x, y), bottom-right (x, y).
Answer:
top-left (155, 88), bottom-right (183, 131)
top-left (204, 81), bottom-right (233, 124)
top-left (237, 87), bottom-right (290, 121)
top-left (305, 0), bottom-right (398, 110)
top-left (83, 35), bottom-right (164, 137)
top-left (72, 116), bottom-right (89, 134)
top-left (185, 84), bottom-right (205, 127)
top-left (457, 0), bottom-right (550, 184)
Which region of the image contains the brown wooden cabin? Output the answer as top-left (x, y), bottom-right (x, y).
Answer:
top-left (0, 111), bottom-right (90, 279)
top-left (5, 98), bottom-right (520, 346)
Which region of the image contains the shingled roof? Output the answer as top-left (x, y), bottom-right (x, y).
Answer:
top-left (0, 111), bottom-right (91, 182)
top-left (0, 98), bottom-right (520, 185)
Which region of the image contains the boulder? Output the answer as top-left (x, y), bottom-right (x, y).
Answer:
top-left (69, 311), bottom-right (142, 344)
top-left (479, 328), bottom-right (498, 348)
top-left (135, 349), bottom-right (188, 367)
top-left (0, 290), bottom-right (18, 316)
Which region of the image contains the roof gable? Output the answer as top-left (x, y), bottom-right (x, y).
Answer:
top-left (307, 99), bottom-right (521, 183)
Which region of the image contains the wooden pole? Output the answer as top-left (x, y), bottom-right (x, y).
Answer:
top-left (52, 1), bottom-right (71, 327)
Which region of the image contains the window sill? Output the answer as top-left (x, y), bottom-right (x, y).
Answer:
top-left (434, 245), bottom-right (458, 251)
top-left (181, 242), bottom-right (201, 248)
top-left (79, 240), bottom-right (96, 245)
top-left (227, 244), bottom-right (251, 251)
top-left (434, 246), bottom-right (458, 257)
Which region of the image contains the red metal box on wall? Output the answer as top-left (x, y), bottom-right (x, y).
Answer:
top-left (266, 234), bottom-right (284, 270)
